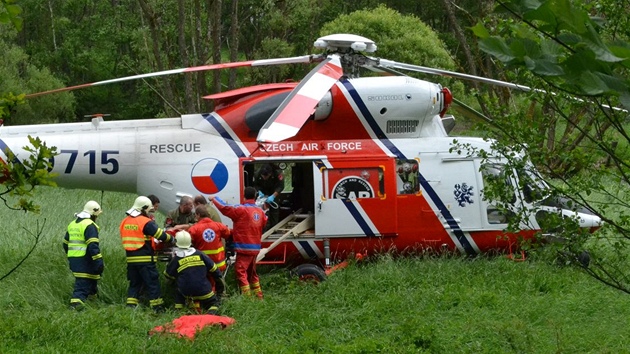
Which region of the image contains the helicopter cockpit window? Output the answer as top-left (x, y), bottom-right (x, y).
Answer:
top-left (480, 164), bottom-right (516, 205)
top-left (325, 167), bottom-right (383, 200)
top-left (516, 164), bottom-right (549, 204)
top-left (396, 159), bottom-right (420, 195)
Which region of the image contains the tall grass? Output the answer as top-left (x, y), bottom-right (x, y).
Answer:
top-left (1, 187), bottom-right (629, 353)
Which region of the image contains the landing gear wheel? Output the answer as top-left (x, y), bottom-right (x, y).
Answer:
top-left (291, 264), bottom-right (327, 283)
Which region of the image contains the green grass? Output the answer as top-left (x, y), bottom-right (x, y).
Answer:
top-left (1, 187), bottom-right (630, 353)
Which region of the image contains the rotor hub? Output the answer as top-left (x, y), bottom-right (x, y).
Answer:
top-left (314, 34), bottom-right (377, 54)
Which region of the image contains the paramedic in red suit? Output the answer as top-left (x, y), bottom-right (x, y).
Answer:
top-left (210, 187), bottom-right (267, 299)
top-left (188, 206), bottom-right (232, 274)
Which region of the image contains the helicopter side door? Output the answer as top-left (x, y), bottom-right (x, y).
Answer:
top-left (427, 157), bottom-right (484, 231)
top-left (314, 158), bottom-right (397, 237)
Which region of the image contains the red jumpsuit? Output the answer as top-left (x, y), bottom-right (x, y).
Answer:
top-left (188, 217), bottom-right (231, 272)
top-left (212, 196), bottom-right (266, 298)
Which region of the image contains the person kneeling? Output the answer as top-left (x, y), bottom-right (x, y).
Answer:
top-left (164, 231), bottom-right (225, 314)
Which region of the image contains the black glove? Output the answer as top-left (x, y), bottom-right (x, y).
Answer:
top-left (96, 263), bottom-right (104, 275)
top-left (225, 236), bottom-right (235, 258)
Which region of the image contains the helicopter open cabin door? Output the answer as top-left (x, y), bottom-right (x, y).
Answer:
top-left (314, 158), bottom-right (397, 237)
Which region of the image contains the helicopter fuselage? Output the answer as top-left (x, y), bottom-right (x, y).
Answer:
top-left (0, 76), bottom-right (600, 263)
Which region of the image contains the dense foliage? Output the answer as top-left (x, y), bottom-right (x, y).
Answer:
top-left (1, 0), bottom-right (493, 123)
top-left (1, 1), bottom-right (58, 213)
top-left (464, 0), bottom-right (630, 293)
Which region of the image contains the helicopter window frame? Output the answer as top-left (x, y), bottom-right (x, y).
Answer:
top-left (480, 163), bottom-right (517, 205)
top-left (515, 162), bottom-right (550, 204)
top-left (480, 162), bottom-right (517, 225)
top-left (323, 166), bottom-right (384, 200)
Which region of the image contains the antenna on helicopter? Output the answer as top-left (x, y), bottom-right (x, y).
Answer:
top-left (84, 113), bottom-right (111, 126)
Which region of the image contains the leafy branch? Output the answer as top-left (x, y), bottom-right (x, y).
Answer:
top-left (0, 136), bottom-right (58, 212)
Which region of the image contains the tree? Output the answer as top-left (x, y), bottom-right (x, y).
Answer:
top-left (318, 5), bottom-right (467, 108)
top-left (1, 0), bottom-right (56, 283)
top-left (1, 0), bottom-right (21, 30)
top-left (465, 0), bottom-right (630, 293)
top-left (0, 25), bottom-right (75, 125)
top-left (321, 5), bottom-right (458, 72)
top-left (1, 0), bottom-right (58, 213)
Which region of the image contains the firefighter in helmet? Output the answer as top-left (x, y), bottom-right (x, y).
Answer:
top-left (63, 200), bottom-right (103, 310)
top-left (119, 196), bottom-right (173, 312)
top-left (164, 230), bottom-right (225, 314)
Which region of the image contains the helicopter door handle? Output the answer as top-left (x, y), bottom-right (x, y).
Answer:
top-left (318, 201), bottom-right (322, 211)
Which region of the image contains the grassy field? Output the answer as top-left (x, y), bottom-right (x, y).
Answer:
top-left (1, 187), bottom-right (630, 353)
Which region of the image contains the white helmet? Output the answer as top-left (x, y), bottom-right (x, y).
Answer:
top-left (175, 230), bottom-right (192, 249)
top-left (83, 200), bottom-right (102, 216)
top-left (132, 196), bottom-right (153, 213)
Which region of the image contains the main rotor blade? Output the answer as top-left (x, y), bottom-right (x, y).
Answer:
top-left (26, 55), bottom-right (323, 98)
top-left (450, 97), bottom-right (499, 127)
top-left (257, 55), bottom-right (343, 143)
top-left (375, 59), bottom-right (628, 113)
top-left (375, 59), bottom-right (534, 92)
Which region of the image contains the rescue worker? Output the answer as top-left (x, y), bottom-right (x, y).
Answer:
top-left (165, 195), bottom-right (195, 230)
top-left (147, 194), bottom-right (168, 256)
top-left (147, 194), bottom-right (160, 220)
top-left (63, 200), bottom-right (104, 310)
top-left (210, 187), bottom-right (266, 299)
top-left (253, 163), bottom-right (283, 229)
top-left (193, 195), bottom-right (222, 223)
top-left (120, 196), bottom-right (173, 312)
top-left (193, 195), bottom-right (235, 262)
top-left (188, 206), bottom-right (231, 274)
top-left (164, 231), bottom-right (225, 314)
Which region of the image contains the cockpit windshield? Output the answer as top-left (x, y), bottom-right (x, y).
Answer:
top-left (481, 161), bottom-right (550, 205)
top-left (516, 162), bottom-right (550, 204)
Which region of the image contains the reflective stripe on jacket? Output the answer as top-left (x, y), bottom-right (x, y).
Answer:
top-left (212, 197), bottom-right (265, 256)
top-left (188, 217), bottom-right (230, 270)
top-left (120, 215), bottom-right (151, 251)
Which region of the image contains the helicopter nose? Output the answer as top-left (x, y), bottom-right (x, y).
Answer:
top-left (576, 211), bottom-right (603, 231)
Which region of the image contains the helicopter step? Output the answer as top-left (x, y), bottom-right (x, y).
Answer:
top-left (261, 209), bottom-right (314, 240)
top-left (258, 211), bottom-right (315, 262)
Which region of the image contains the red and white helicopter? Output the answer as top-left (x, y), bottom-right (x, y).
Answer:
top-left (0, 34), bottom-right (600, 277)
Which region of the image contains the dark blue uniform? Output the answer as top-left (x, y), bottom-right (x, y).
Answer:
top-left (164, 249), bottom-right (224, 314)
top-left (120, 214), bottom-right (172, 311)
top-left (63, 218), bottom-right (103, 307)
